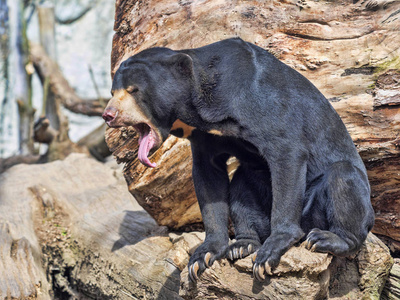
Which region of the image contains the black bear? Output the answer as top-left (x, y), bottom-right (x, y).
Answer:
top-left (103, 38), bottom-right (375, 282)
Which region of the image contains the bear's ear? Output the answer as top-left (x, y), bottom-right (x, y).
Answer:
top-left (170, 53), bottom-right (193, 78)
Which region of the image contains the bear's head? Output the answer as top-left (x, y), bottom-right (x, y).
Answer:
top-left (102, 48), bottom-right (194, 168)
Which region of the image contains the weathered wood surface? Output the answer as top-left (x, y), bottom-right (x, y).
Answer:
top-left (106, 0), bottom-right (400, 251)
top-left (373, 70), bottom-right (400, 108)
top-left (0, 154), bottom-right (170, 298)
top-left (0, 155), bottom-right (394, 298)
top-left (382, 259), bottom-right (400, 300)
top-left (106, 128), bottom-right (200, 229)
top-left (180, 233), bottom-right (392, 299)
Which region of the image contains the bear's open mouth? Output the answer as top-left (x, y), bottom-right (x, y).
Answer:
top-left (134, 123), bottom-right (159, 168)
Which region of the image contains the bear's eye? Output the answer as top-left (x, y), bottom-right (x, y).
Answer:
top-left (126, 86), bottom-right (139, 93)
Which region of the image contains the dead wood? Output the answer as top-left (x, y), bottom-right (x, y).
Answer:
top-left (373, 69), bottom-right (400, 109)
top-left (33, 116), bottom-right (58, 144)
top-left (382, 259), bottom-right (400, 300)
top-left (106, 0), bottom-right (400, 254)
top-left (30, 43), bottom-right (109, 117)
top-left (0, 154), bottom-right (394, 299)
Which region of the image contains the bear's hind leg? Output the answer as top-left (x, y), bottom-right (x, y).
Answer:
top-left (227, 165), bottom-right (272, 260)
top-left (305, 161), bottom-right (375, 256)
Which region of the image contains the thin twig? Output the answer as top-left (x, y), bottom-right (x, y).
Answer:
top-left (88, 64), bottom-right (105, 107)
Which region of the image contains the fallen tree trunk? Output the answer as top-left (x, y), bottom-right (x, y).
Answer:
top-left (106, 0), bottom-right (400, 253)
top-left (180, 233), bottom-right (392, 300)
top-left (0, 154), bottom-right (394, 299)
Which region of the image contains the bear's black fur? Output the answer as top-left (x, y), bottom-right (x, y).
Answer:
top-left (103, 38), bottom-right (375, 281)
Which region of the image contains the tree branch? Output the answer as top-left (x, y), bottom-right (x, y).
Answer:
top-left (30, 43), bottom-right (109, 117)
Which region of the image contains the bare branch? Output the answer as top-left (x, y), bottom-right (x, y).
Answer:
top-left (30, 43), bottom-right (109, 116)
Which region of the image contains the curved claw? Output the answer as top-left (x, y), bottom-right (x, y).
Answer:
top-left (251, 252), bottom-right (257, 263)
top-left (305, 238), bottom-right (312, 250)
top-left (234, 248), bottom-right (239, 259)
top-left (248, 244), bottom-right (253, 253)
top-left (264, 261), bottom-right (272, 276)
top-left (204, 252), bottom-right (212, 267)
top-left (228, 250), bottom-right (234, 261)
top-left (310, 244), bottom-right (317, 252)
top-left (239, 247), bottom-right (244, 258)
top-left (189, 262), bottom-right (200, 282)
top-left (253, 263), bottom-right (265, 281)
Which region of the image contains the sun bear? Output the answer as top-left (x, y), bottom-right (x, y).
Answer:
top-left (103, 38), bottom-right (375, 282)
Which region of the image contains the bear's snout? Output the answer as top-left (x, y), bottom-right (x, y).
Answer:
top-left (102, 107), bottom-right (118, 124)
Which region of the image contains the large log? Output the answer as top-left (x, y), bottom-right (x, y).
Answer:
top-left (106, 0), bottom-right (400, 251)
top-left (180, 233), bottom-right (392, 299)
top-left (0, 155), bottom-right (394, 298)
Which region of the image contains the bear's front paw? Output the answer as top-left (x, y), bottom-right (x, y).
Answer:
top-left (226, 239), bottom-right (261, 261)
top-left (252, 247), bottom-right (281, 281)
top-left (252, 229), bottom-right (304, 281)
top-left (188, 238), bottom-right (228, 282)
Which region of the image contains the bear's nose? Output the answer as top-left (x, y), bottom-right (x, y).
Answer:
top-left (102, 108), bottom-right (117, 122)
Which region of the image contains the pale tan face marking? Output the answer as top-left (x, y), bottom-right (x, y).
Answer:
top-left (106, 89), bottom-right (162, 146)
top-left (108, 89), bottom-right (150, 127)
top-left (171, 119), bottom-right (196, 138)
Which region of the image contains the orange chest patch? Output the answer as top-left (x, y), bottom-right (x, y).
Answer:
top-left (170, 120), bottom-right (196, 138)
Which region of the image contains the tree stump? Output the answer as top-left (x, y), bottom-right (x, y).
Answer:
top-left (106, 0), bottom-right (400, 253)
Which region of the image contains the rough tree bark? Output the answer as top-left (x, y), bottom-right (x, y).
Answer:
top-left (0, 154), bottom-right (394, 299)
top-left (382, 259), bottom-right (400, 300)
top-left (106, 0), bottom-right (400, 254)
top-left (1, 1), bottom-right (400, 299)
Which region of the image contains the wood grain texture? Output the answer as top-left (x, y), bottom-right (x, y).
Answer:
top-left (0, 154), bottom-right (393, 299)
top-left (106, 0), bottom-right (400, 250)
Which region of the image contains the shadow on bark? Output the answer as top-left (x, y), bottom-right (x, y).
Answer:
top-left (111, 210), bottom-right (159, 252)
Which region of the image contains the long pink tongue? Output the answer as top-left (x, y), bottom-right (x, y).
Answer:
top-left (138, 130), bottom-right (156, 168)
